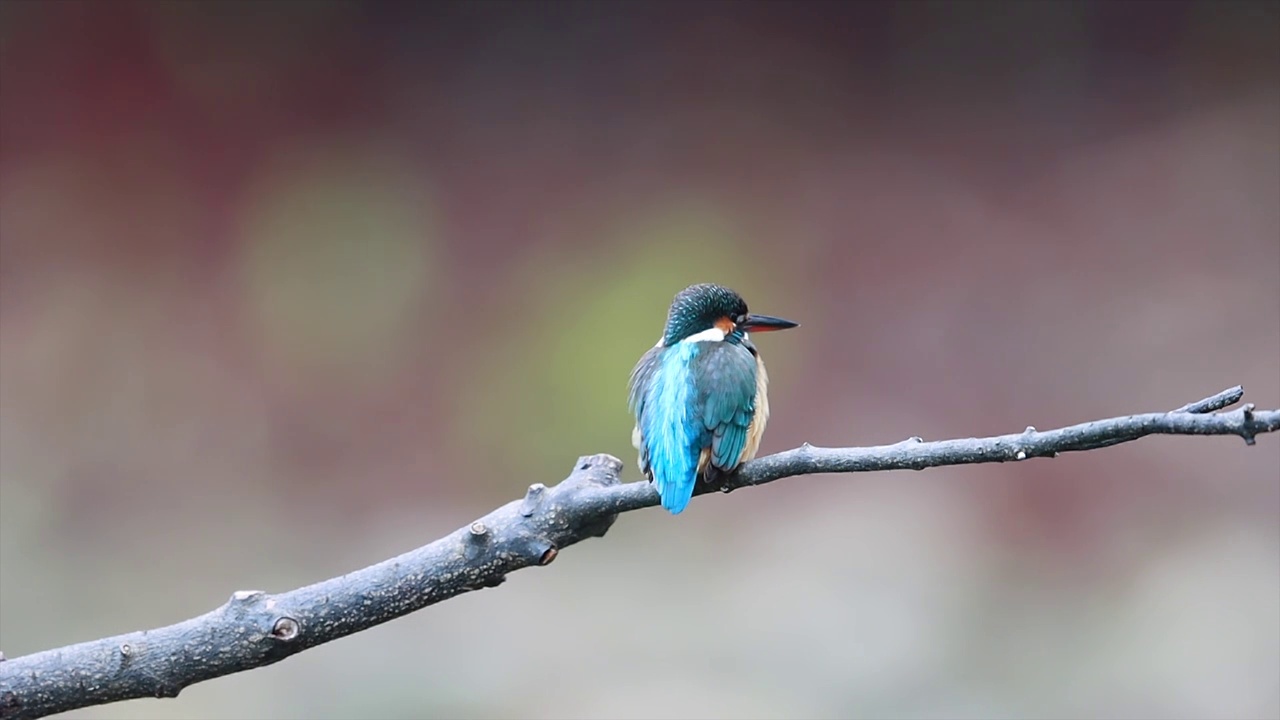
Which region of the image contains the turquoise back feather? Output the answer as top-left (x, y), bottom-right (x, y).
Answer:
top-left (642, 342), bottom-right (702, 513)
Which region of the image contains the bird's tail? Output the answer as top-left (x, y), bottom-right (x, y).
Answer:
top-left (640, 342), bottom-right (701, 514)
top-left (647, 429), bottom-right (698, 514)
top-left (653, 469), bottom-right (695, 514)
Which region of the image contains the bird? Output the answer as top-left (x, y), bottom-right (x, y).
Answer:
top-left (628, 283), bottom-right (799, 514)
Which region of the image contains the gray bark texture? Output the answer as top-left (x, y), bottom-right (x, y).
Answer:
top-left (1, 386), bottom-right (1276, 719)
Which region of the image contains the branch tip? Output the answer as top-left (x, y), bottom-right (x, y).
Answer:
top-left (576, 453), bottom-right (625, 484)
top-left (520, 484), bottom-right (547, 516)
top-left (1174, 386), bottom-right (1245, 414)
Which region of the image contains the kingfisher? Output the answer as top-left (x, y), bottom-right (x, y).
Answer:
top-left (628, 283), bottom-right (799, 514)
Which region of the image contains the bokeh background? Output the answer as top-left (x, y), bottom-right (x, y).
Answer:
top-left (2, 1), bottom-right (1278, 718)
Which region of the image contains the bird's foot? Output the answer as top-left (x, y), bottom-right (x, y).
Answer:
top-left (702, 467), bottom-right (736, 494)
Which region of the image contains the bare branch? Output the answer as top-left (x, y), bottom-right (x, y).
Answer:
top-left (1, 387), bottom-right (1276, 719)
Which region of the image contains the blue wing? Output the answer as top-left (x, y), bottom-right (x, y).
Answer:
top-left (693, 342), bottom-right (758, 474)
top-left (635, 343), bottom-right (700, 513)
top-left (629, 341), bottom-right (757, 514)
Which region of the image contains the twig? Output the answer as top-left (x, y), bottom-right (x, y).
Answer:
top-left (1, 387), bottom-right (1276, 719)
top-left (1171, 385), bottom-right (1243, 413)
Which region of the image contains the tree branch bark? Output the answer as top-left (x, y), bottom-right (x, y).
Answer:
top-left (1, 386), bottom-right (1276, 719)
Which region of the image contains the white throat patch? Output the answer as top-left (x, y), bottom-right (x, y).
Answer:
top-left (680, 326), bottom-right (727, 343)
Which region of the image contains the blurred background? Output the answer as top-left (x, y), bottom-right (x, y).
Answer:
top-left (1, 1), bottom-right (1278, 718)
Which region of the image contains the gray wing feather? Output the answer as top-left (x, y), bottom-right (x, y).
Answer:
top-left (627, 345), bottom-right (663, 476)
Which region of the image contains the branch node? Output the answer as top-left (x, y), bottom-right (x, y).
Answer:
top-left (520, 484), bottom-right (547, 516)
top-left (539, 546), bottom-right (559, 566)
top-left (801, 441), bottom-right (812, 450)
top-left (155, 681), bottom-right (181, 699)
top-left (231, 590), bottom-right (264, 603)
top-left (469, 575), bottom-right (506, 590)
top-left (1241, 403), bottom-right (1258, 445)
top-left (1015, 450), bottom-right (1027, 460)
top-left (270, 617), bottom-right (300, 642)
top-left (1023, 426), bottom-right (1037, 435)
top-left (469, 521), bottom-right (488, 538)
top-left (119, 643), bottom-right (131, 658)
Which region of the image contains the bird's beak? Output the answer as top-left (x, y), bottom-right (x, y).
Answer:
top-left (740, 313), bottom-right (799, 333)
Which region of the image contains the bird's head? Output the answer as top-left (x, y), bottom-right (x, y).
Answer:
top-left (661, 283), bottom-right (799, 346)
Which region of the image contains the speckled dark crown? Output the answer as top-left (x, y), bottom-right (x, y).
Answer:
top-left (663, 283), bottom-right (748, 344)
